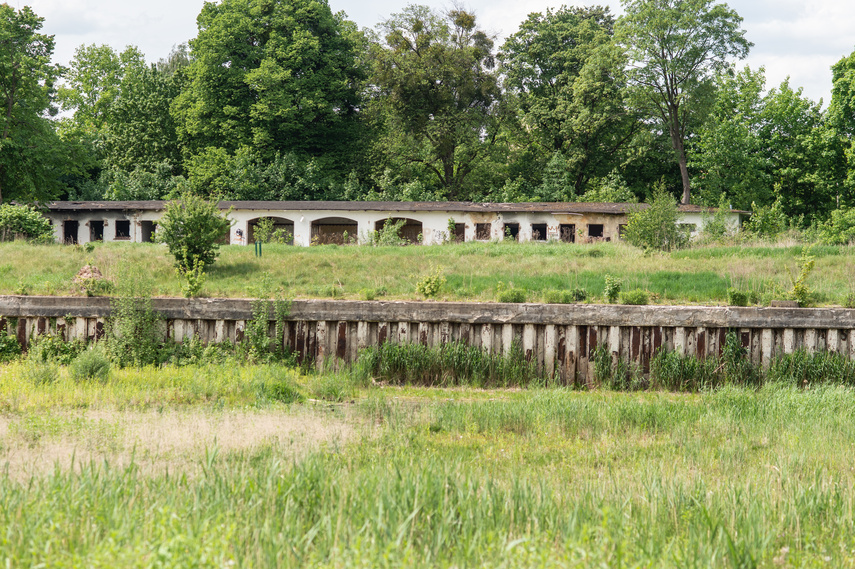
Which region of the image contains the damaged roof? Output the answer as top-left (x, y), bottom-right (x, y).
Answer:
top-left (45, 200), bottom-right (750, 215)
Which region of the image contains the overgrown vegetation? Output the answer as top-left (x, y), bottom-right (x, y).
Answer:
top-left (0, 204), bottom-right (53, 242)
top-left (622, 183), bottom-right (687, 252)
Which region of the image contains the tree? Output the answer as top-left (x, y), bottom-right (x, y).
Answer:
top-left (369, 5), bottom-right (501, 200)
top-left (104, 64), bottom-right (183, 173)
top-left (691, 66), bottom-right (771, 209)
top-left (828, 48), bottom-right (855, 204)
top-left (617, 0), bottom-right (751, 204)
top-left (57, 44), bottom-right (146, 134)
top-left (500, 6), bottom-right (639, 197)
top-left (0, 203), bottom-right (53, 241)
top-left (173, 0), bottom-right (365, 171)
top-left (156, 195), bottom-right (232, 272)
top-left (0, 5), bottom-right (64, 204)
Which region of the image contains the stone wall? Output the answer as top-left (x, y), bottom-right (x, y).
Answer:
top-left (3, 295), bottom-right (855, 384)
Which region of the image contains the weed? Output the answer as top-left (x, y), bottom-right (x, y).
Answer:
top-left (496, 281), bottom-right (526, 303)
top-left (543, 288), bottom-right (587, 303)
top-left (0, 328), bottom-right (21, 362)
top-left (27, 334), bottom-right (86, 366)
top-left (787, 245), bottom-right (816, 306)
top-left (21, 361), bottom-right (60, 385)
top-left (727, 288), bottom-right (749, 307)
top-left (604, 274), bottom-right (622, 303)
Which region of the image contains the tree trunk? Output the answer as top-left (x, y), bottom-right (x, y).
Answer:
top-left (667, 116), bottom-right (691, 204)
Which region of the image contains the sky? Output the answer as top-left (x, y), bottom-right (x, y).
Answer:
top-left (16, 0), bottom-right (855, 107)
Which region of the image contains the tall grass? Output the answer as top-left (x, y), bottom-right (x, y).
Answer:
top-left (3, 386), bottom-right (855, 566)
top-left (356, 340), bottom-right (546, 387)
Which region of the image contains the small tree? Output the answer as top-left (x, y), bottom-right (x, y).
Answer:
top-left (155, 195), bottom-right (232, 272)
top-left (623, 182), bottom-right (687, 251)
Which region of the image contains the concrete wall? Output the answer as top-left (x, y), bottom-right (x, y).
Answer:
top-left (3, 295), bottom-right (855, 384)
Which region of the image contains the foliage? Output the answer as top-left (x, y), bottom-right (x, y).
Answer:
top-left (617, 0), bottom-right (751, 204)
top-left (496, 282), bottom-right (527, 303)
top-left (0, 327), bottom-right (21, 362)
top-left (155, 194), bottom-right (232, 272)
top-left (173, 0), bottom-right (364, 172)
top-left (27, 333), bottom-right (86, 365)
top-left (179, 256), bottom-right (206, 298)
top-left (106, 269), bottom-right (162, 367)
top-left (727, 288), bottom-right (748, 307)
top-left (500, 6), bottom-right (638, 196)
top-left (744, 198), bottom-right (787, 238)
top-left (69, 344), bottom-right (111, 383)
top-left (697, 195), bottom-right (733, 242)
top-left (368, 218), bottom-right (407, 247)
top-left (253, 217), bottom-right (293, 244)
top-left (817, 206), bottom-right (855, 245)
top-left (416, 264), bottom-right (446, 298)
top-left (355, 339), bottom-right (544, 387)
top-left (619, 289), bottom-right (649, 305)
top-left (242, 295), bottom-right (292, 362)
top-left (369, 5), bottom-right (501, 199)
top-left (623, 183), bottom-right (686, 251)
top-left (787, 246), bottom-right (816, 307)
top-left (543, 288), bottom-right (587, 304)
top-left (604, 274), bottom-right (622, 303)
top-left (0, 5), bottom-right (66, 204)
top-left (0, 203), bottom-right (53, 241)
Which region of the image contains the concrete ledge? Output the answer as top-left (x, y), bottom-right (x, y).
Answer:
top-left (2, 295), bottom-right (855, 329)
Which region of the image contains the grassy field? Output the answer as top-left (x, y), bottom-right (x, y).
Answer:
top-left (1, 239), bottom-right (853, 305)
top-left (2, 360), bottom-right (855, 567)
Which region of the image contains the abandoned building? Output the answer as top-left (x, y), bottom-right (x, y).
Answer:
top-left (42, 201), bottom-right (749, 246)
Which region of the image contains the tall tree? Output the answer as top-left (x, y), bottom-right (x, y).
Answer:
top-left (829, 48), bottom-right (855, 203)
top-left (173, 0), bottom-right (365, 171)
top-left (0, 5), bottom-right (64, 204)
top-left (617, 0), bottom-right (751, 204)
top-left (369, 5), bottom-right (501, 200)
top-left (500, 6), bottom-right (639, 198)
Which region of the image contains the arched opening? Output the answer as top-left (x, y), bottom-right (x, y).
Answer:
top-left (248, 216), bottom-right (294, 244)
top-left (374, 218), bottom-right (423, 244)
top-left (311, 217), bottom-right (358, 245)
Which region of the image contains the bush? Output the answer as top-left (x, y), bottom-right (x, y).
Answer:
top-left (727, 288), bottom-right (749, 307)
top-left (0, 204), bottom-right (53, 242)
top-left (817, 206), bottom-right (855, 245)
top-left (496, 282), bottom-right (526, 303)
top-left (155, 194), bottom-right (232, 272)
top-left (417, 265), bottom-right (446, 298)
top-left (0, 328), bottom-right (21, 362)
top-left (107, 271), bottom-right (162, 367)
top-left (28, 334), bottom-right (86, 365)
top-left (368, 218), bottom-right (408, 246)
top-left (543, 288), bottom-right (587, 304)
top-left (70, 345), bottom-right (111, 383)
top-left (619, 289), bottom-right (649, 305)
top-left (622, 182), bottom-right (687, 251)
top-left (22, 361), bottom-right (60, 385)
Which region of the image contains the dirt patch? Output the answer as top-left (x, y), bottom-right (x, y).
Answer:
top-left (0, 406), bottom-right (355, 480)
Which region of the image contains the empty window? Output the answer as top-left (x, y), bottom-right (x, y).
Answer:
top-left (115, 220), bottom-right (130, 240)
top-left (141, 221), bottom-right (156, 243)
top-left (453, 223), bottom-right (465, 242)
top-left (531, 223), bottom-right (547, 241)
top-left (475, 223), bottom-right (491, 240)
top-left (503, 223), bottom-right (520, 241)
top-left (90, 220), bottom-right (104, 241)
top-left (588, 224), bottom-right (604, 238)
top-left (559, 224), bottom-right (575, 243)
top-left (63, 220), bottom-right (79, 244)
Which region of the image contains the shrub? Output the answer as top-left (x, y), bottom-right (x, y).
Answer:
top-left (622, 181), bottom-right (687, 251)
top-left (22, 361), bottom-right (60, 385)
top-left (0, 328), bottom-right (21, 362)
top-left (0, 204), bottom-right (53, 242)
top-left (254, 217), bottom-right (293, 244)
top-left (70, 345), bottom-right (111, 383)
top-left (107, 271), bottom-right (162, 367)
top-left (543, 288), bottom-right (587, 304)
top-left (369, 218), bottom-right (407, 246)
top-left (417, 265), bottom-right (446, 298)
top-left (727, 288), bottom-right (749, 307)
top-left (619, 289), bottom-right (649, 305)
top-left (604, 275), bottom-right (622, 303)
top-left (787, 246), bottom-right (816, 307)
top-left (744, 198), bottom-right (787, 238)
top-left (28, 334), bottom-right (86, 365)
top-left (155, 194), bottom-right (232, 272)
top-left (817, 206), bottom-right (855, 245)
top-left (496, 282), bottom-right (526, 303)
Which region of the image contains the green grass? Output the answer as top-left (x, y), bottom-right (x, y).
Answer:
top-left (2, 239), bottom-right (854, 304)
top-left (2, 364), bottom-right (855, 566)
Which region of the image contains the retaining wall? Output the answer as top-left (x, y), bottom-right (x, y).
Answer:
top-left (2, 295), bottom-right (855, 384)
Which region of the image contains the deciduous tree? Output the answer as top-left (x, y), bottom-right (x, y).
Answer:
top-left (617, 0), bottom-right (751, 204)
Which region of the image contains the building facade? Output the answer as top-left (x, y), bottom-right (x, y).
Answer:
top-left (43, 201), bottom-right (749, 246)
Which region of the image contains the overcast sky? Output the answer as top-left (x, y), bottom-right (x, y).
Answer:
top-left (16, 0), bottom-right (855, 107)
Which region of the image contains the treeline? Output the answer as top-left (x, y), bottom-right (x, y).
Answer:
top-left (2, 0), bottom-right (855, 229)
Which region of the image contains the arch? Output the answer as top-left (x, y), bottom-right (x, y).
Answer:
top-left (374, 217), bottom-right (424, 244)
top-left (311, 217), bottom-right (358, 245)
top-left (247, 216), bottom-right (294, 244)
